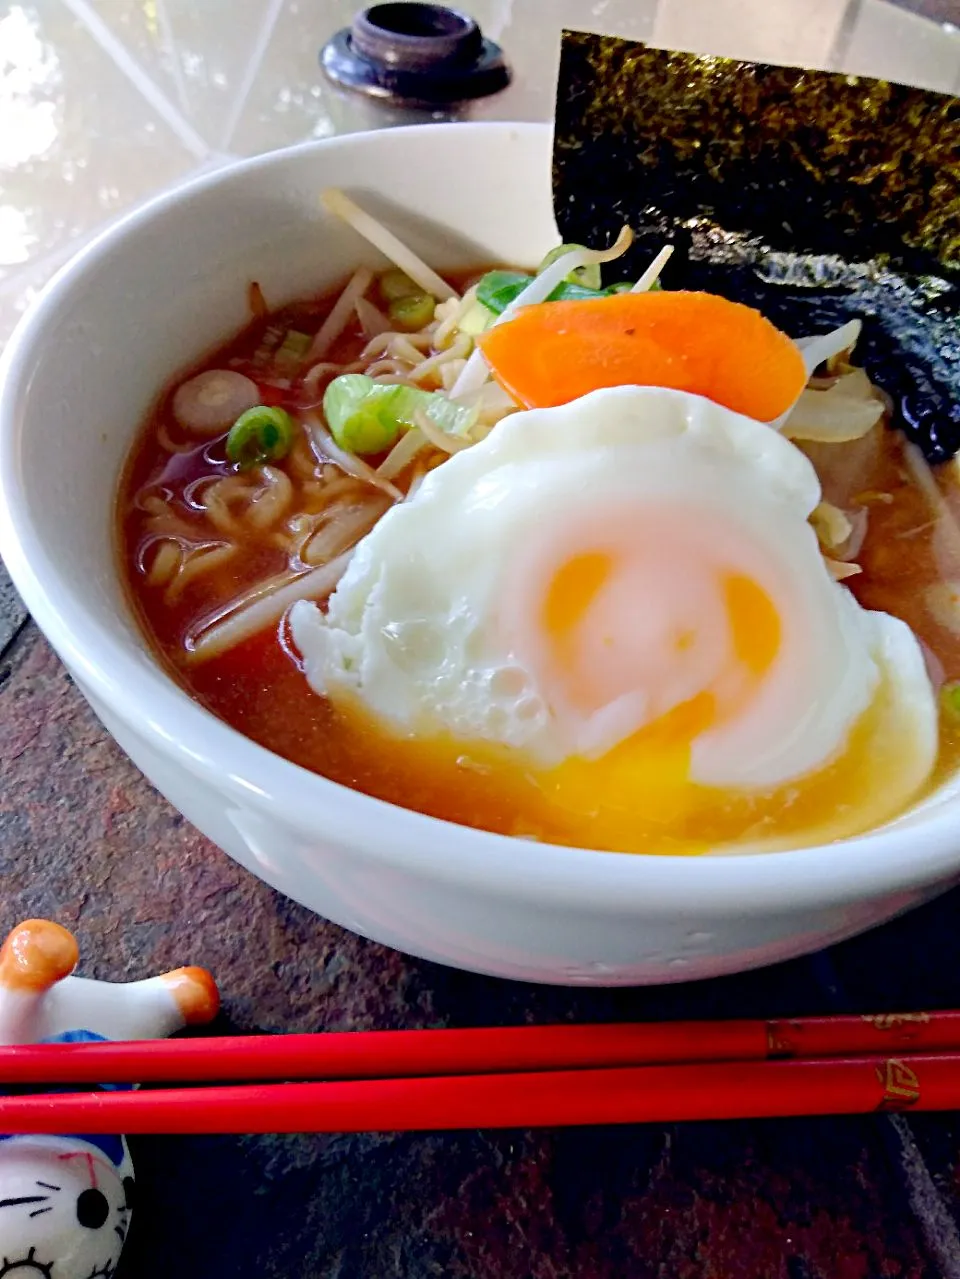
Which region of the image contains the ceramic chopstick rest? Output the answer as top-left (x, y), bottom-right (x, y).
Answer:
top-left (0, 920), bottom-right (218, 1278)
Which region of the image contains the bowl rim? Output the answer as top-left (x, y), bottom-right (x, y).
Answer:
top-left (2, 119), bottom-right (960, 916)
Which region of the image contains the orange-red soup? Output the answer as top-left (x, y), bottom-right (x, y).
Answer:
top-left (119, 276), bottom-right (960, 854)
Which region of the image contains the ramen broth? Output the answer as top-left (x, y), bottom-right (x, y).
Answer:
top-left (119, 271), bottom-right (960, 853)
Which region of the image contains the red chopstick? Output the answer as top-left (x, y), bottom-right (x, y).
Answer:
top-left (0, 1013), bottom-right (951, 1084)
top-left (0, 1054), bottom-right (951, 1134)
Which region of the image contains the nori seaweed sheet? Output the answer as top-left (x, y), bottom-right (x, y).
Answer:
top-left (553, 32), bottom-right (960, 461)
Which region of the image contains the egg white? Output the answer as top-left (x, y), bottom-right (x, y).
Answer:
top-left (292, 386), bottom-right (937, 807)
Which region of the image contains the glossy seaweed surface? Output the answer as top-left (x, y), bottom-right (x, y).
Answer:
top-left (553, 32), bottom-right (960, 461)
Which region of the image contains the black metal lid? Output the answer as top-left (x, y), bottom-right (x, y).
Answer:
top-left (321, 4), bottom-right (510, 108)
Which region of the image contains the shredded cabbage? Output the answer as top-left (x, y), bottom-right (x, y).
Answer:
top-left (782, 369), bottom-right (885, 443)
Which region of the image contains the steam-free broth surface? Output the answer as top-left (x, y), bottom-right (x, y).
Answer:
top-left (120, 271), bottom-right (566, 840)
top-left (120, 269), bottom-right (960, 854)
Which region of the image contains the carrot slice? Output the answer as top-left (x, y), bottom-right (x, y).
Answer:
top-left (476, 291), bottom-right (807, 422)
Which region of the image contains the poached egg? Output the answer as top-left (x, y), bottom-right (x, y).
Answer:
top-left (291, 386), bottom-right (938, 854)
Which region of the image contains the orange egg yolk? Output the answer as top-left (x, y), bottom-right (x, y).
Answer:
top-left (325, 541), bottom-right (919, 855)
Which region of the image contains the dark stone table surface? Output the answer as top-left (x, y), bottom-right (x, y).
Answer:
top-left (4, 595), bottom-right (960, 1278)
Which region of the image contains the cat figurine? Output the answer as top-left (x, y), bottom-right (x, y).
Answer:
top-left (0, 920), bottom-right (219, 1279)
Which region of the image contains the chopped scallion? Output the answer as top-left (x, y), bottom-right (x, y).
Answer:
top-left (377, 269), bottom-right (436, 331)
top-left (538, 244), bottom-right (602, 290)
top-left (226, 405), bottom-right (295, 470)
top-left (388, 293), bottom-right (436, 331)
top-left (323, 373), bottom-right (477, 456)
top-left (475, 270), bottom-right (633, 317)
top-left (275, 329), bottom-right (312, 374)
top-left (251, 325), bottom-right (284, 370)
top-left (475, 271), bottom-right (531, 314)
top-left (379, 269), bottom-right (421, 302)
top-left (458, 298), bottom-right (495, 336)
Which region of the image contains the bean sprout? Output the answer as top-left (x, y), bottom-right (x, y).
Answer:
top-left (321, 188), bottom-right (458, 301)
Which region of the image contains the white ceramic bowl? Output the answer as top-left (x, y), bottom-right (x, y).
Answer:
top-left (3, 121), bottom-right (960, 985)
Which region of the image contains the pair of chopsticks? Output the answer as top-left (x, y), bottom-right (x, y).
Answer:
top-left (0, 1013), bottom-right (956, 1133)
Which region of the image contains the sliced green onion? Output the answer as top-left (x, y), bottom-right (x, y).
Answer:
top-left (324, 373), bottom-right (477, 456)
top-left (379, 269), bottom-right (421, 302)
top-left (401, 385), bottom-right (478, 437)
top-left (322, 375), bottom-right (400, 454)
top-left (538, 244), bottom-right (602, 290)
top-left (475, 271), bottom-right (531, 314)
top-left (941, 680), bottom-right (960, 721)
top-left (226, 406), bottom-right (295, 470)
top-left (378, 269), bottom-right (435, 330)
top-left (251, 325), bottom-right (284, 370)
top-left (458, 298), bottom-right (496, 336)
top-left (388, 293), bottom-right (436, 331)
top-left (275, 328), bottom-right (311, 374)
top-left (475, 270), bottom-right (632, 317)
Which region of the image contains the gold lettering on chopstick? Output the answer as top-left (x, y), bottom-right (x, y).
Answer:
top-left (875, 1058), bottom-right (921, 1111)
top-left (862, 1012), bottom-right (930, 1031)
top-left (765, 1019), bottom-right (802, 1058)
